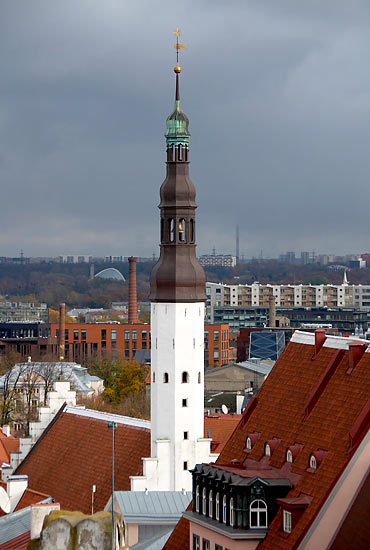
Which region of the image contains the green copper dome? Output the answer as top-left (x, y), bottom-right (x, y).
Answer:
top-left (165, 71), bottom-right (190, 148)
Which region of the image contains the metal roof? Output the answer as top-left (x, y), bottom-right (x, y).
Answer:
top-left (236, 360), bottom-right (274, 376)
top-left (131, 529), bottom-right (173, 550)
top-left (106, 491), bottom-right (192, 523)
top-left (0, 506), bottom-right (30, 544)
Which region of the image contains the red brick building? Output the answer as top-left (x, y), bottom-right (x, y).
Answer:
top-left (50, 322), bottom-right (229, 367)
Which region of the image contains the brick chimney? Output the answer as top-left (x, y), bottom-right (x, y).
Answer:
top-left (269, 291), bottom-right (276, 328)
top-left (128, 257), bottom-right (138, 323)
top-left (59, 303), bottom-right (66, 360)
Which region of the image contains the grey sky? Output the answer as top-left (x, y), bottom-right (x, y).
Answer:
top-left (1, 1), bottom-right (370, 258)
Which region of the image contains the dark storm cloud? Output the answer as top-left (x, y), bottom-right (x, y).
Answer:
top-left (0, 1), bottom-right (370, 258)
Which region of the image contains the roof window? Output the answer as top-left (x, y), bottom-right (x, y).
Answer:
top-left (264, 438), bottom-right (280, 457)
top-left (307, 450), bottom-right (327, 472)
top-left (244, 432), bottom-right (260, 453)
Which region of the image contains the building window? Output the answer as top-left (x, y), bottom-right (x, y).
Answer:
top-left (184, 461), bottom-right (188, 470)
top-left (265, 443), bottom-right (271, 456)
top-left (230, 497), bottom-right (234, 527)
top-left (142, 330), bottom-right (147, 340)
top-left (163, 372), bottom-right (169, 383)
top-left (179, 218), bottom-right (186, 242)
top-left (184, 431), bottom-right (188, 440)
top-left (286, 449), bottom-right (293, 463)
top-left (73, 329), bottom-right (79, 341)
top-left (215, 546), bottom-right (223, 550)
top-left (283, 510), bottom-right (292, 533)
top-left (81, 330), bottom-right (86, 341)
top-left (182, 371), bottom-right (189, 383)
top-left (202, 540), bottom-right (210, 550)
top-left (169, 218), bottom-right (175, 242)
top-left (196, 486), bottom-right (200, 512)
top-left (198, 372), bottom-right (201, 383)
top-left (132, 330), bottom-right (137, 340)
top-left (215, 493), bottom-right (220, 520)
top-left (214, 331), bottom-right (219, 341)
top-left (111, 341), bottom-right (117, 349)
top-left (222, 495), bottom-right (227, 524)
top-left (182, 398), bottom-right (188, 407)
top-left (309, 454), bottom-right (317, 470)
top-left (111, 329), bottom-right (117, 340)
top-left (101, 329), bottom-right (106, 340)
top-left (153, 372), bottom-right (155, 383)
top-left (193, 535), bottom-right (200, 550)
top-left (65, 329), bottom-right (69, 341)
top-left (246, 436), bottom-right (252, 450)
top-left (209, 490), bottom-right (213, 518)
top-left (202, 488), bottom-right (207, 515)
top-left (250, 499), bottom-right (267, 528)
top-left (124, 330), bottom-right (130, 340)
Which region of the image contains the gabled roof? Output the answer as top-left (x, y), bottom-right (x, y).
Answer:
top-left (165, 331), bottom-right (370, 550)
top-left (0, 481), bottom-right (51, 518)
top-left (0, 430), bottom-right (19, 466)
top-left (15, 406), bottom-right (151, 514)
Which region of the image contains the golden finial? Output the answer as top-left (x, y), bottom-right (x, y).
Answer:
top-left (173, 27), bottom-right (186, 73)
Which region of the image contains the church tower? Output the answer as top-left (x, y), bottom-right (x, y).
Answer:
top-left (131, 31), bottom-right (215, 492)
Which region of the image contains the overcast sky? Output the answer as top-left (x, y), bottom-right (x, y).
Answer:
top-left (1, 1), bottom-right (370, 259)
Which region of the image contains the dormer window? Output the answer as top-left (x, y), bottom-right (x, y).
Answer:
top-left (246, 437), bottom-right (252, 450)
top-left (222, 495), bottom-right (227, 524)
top-left (230, 497), bottom-right (234, 527)
top-left (195, 485), bottom-right (200, 512)
top-left (209, 490), bottom-right (213, 518)
top-left (264, 438), bottom-right (280, 457)
top-left (215, 492), bottom-right (220, 520)
top-left (286, 449), bottom-right (293, 463)
top-left (309, 454), bottom-right (317, 470)
top-left (283, 510), bottom-right (292, 533)
top-left (244, 432), bottom-right (260, 452)
top-left (250, 499), bottom-right (267, 528)
top-left (286, 443), bottom-right (303, 463)
top-left (202, 488), bottom-right (207, 515)
top-left (265, 443), bottom-right (271, 456)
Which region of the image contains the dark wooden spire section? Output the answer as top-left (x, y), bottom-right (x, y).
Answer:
top-left (149, 70), bottom-right (206, 303)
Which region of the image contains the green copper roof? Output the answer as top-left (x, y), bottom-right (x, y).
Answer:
top-left (165, 75), bottom-right (190, 147)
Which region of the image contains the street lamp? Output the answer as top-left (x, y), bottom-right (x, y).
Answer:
top-left (108, 421), bottom-right (116, 550)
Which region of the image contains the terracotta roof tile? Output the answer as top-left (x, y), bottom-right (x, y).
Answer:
top-left (204, 414), bottom-right (241, 453)
top-left (15, 409), bottom-right (151, 514)
top-left (166, 335), bottom-right (370, 550)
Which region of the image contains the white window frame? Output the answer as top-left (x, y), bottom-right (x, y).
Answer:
top-left (246, 436), bottom-right (252, 450)
top-left (202, 488), bottom-right (207, 516)
top-left (209, 490), bottom-right (213, 518)
top-left (215, 493), bottom-right (220, 520)
top-left (283, 510), bottom-right (292, 533)
top-left (230, 497), bottom-right (234, 527)
top-left (249, 499), bottom-right (268, 528)
top-left (286, 449), bottom-right (293, 463)
top-left (195, 485), bottom-right (200, 512)
top-left (265, 443), bottom-right (271, 456)
top-left (309, 454), bottom-right (317, 469)
top-left (222, 495), bottom-right (227, 524)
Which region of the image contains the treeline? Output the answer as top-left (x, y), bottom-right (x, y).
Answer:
top-left (1, 260), bottom-right (370, 309)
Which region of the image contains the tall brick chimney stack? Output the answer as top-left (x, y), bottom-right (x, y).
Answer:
top-left (59, 303), bottom-right (66, 360)
top-left (128, 257), bottom-right (138, 323)
top-left (269, 291), bottom-right (276, 329)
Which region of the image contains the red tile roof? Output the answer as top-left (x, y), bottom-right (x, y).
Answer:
top-left (165, 333), bottom-right (370, 550)
top-left (204, 414), bottom-right (241, 453)
top-left (0, 481), bottom-right (51, 518)
top-left (0, 430), bottom-right (19, 466)
top-left (15, 407), bottom-right (151, 514)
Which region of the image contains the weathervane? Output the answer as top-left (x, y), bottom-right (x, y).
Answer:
top-left (173, 28), bottom-right (187, 70)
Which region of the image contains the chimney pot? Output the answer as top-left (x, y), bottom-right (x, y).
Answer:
top-left (314, 329), bottom-right (326, 356)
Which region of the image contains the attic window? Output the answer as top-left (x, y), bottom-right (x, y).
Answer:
top-left (286, 449), bottom-right (293, 463)
top-left (309, 454), bottom-right (317, 470)
top-left (283, 510), bottom-right (292, 534)
top-left (246, 437), bottom-right (252, 450)
top-left (265, 443), bottom-right (271, 456)
top-left (195, 485), bottom-right (200, 512)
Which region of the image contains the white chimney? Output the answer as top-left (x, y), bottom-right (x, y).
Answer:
top-left (7, 474), bottom-right (28, 511)
top-left (1, 425), bottom-right (11, 437)
top-left (31, 502), bottom-right (60, 540)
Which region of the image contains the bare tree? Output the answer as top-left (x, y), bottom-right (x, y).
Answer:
top-left (0, 352), bottom-right (25, 426)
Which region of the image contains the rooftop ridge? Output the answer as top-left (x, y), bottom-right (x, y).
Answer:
top-left (291, 330), bottom-right (370, 349)
top-left (64, 406), bottom-right (151, 430)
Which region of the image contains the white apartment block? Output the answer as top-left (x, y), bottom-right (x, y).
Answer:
top-left (205, 281), bottom-right (370, 322)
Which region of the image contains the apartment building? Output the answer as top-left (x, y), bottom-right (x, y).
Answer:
top-left (206, 282), bottom-right (356, 322)
top-left (50, 322), bottom-right (229, 368)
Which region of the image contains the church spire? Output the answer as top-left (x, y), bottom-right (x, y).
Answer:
top-left (149, 30), bottom-right (206, 303)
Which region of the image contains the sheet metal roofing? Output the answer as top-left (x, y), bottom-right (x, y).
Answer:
top-left (235, 359), bottom-right (274, 376)
top-left (0, 506), bottom-right (30, 546)
top-left (131, 529), bottom-right (172, 550)
top-left (109, 491), bottom-right (192, 522)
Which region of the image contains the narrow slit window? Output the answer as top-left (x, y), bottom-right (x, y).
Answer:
top-left (179, 219), bottom-right (186, 242)
top-left (163, 372), bottom-right (169, 383)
